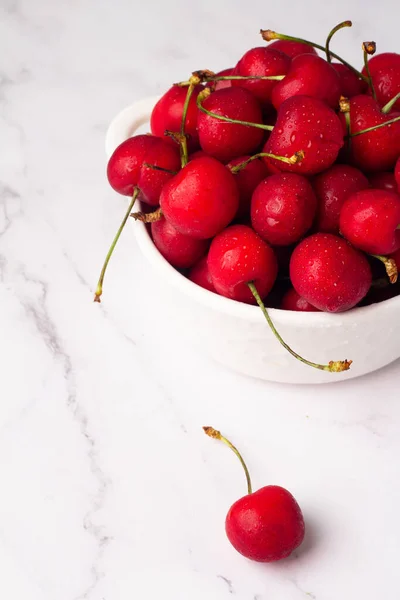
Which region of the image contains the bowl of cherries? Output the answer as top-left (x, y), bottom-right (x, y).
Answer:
top-left (95, 21), bottom-right (400, 384)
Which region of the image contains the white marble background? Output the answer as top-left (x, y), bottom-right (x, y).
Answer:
top-left (1, 0), bottom-right (400, 598)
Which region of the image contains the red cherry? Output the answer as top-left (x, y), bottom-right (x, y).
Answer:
top-left (290, 233), bottom-right (372, 312)
top-left (197, 87), bottom-right (264, 162)
top-left (203, 426), bottom-right (305, 563)
top-left (395, 157), bottom-right (400, 192)
top-left (226, 486), bottom-right (305, 562)
top-left (150, 84), bottom-right (203, 152)
top-left (271, 54), bottom-right (341, 111)
top-left (340, 95), bottom-right (400, 172)
top-left (151, 216), bottom-right (208, 269)
top-left (107, 134), bottom-right (180, 205)
top-left (281, 287), bottom-right (320, 312)
top-left (206, 67), bottom-right (234, 91)
top-left (313, 164), bottom-right (369, 234)
top-left (368, 171), bottom-right (398, 192)
top-left (267, 39), bottom-right (317, 59)
top-left (159, 156), bottom-right (239, 239)
top-left (251, 173), bottom-right (317, 245)
top-left (331, 63), bottom-right (368, 98)
top-left (189, 149), bottom-right (209, 160)
top-left (361, 53), bottom-right (400, 110)
top-left (232, 47), bottom-right (290, 105)
top-left (227, 156), bottom-right (269, 218)
top-left (207, 224), bottom-right (277, 303)
top-left (188, 255), bottom-right (216, 292)
top-left (264, 96), bottom-right (344, 175)
top-left (340, 189), bottom-right (400, 255)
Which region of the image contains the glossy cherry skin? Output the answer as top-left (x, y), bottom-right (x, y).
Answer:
top-left (160, 156), bottom-right (239, 239)
top-left (290, 233), bottom-right (372, 312)
top-left (264, 96), bottom-right (344, 175)
top-left (232, 47), bottom-right (290, 105)
top-left (271, 54), bottom-right (341, 111)
top-left (331, 63), bottom-right (368, 98)
top-left (227, 156), bottom-right (269, 219)
top-left (395, 157), bottom-right (400, 192)
top-left (251, 173), bottom-right (317, 245)
top-left (107, 134), bottom-right (181, 205)
top-left (198, 87), bottom-right (264, 163)
top-left (281, 287), bottom-right (320, 312)
top-left (368, 172), bottom-right (398, 192)
top-left (267, 40), bottom-right (317, 59)
top-left (187, 255), bottom-right (216, 292)
top-left (340, 95), bottom-right (400, 172)
top-left (151, 217), bottom-right (208, 269)
top-left (312, 164), bottom-right (369, 234)
top-left (208, 224), bottom-right (277, 303)
top-left (362, 53), bottom-right (400, 110)
top-left (150, 84), bottom-right (203, 152)
top-left (206, 67), bottom-right (234, 91)
top-left (225, 486), bottom-right (305, 562)
top-left (340, 189), bottom-right (400, 255)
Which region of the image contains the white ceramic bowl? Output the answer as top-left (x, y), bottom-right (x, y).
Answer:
top-left (105, 97), bottom-right (400, 384)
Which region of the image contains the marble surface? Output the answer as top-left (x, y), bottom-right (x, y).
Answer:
top-left (1, 0), bottom-right (400, 598)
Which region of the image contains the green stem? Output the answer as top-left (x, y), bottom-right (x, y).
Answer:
top-left (94, 187), bottom-right (139, 303)
top-left (362, 42), bottom-right (377, 101)
top-left (208, 74), bottom-right (285, 82)
top-left (179, 83), bottom-right (196, 167)
top-left (247, 282), bottom-right (352, 373)
top-left (260, 29), bottom-right (368, 82)
top-left (350, 114), bottom-right (400, 137)
top-left (230, 151), bottom-right (304, 174)
top-left (382, 92), bottom-right (400, 114)
top-left (196, 92), bottom-right (273, 131)
top-left (203, 426), bottom-right (252, 495)
top-left (325, 20), bottom-right (352, 63)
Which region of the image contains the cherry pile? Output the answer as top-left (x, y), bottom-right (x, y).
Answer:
top-left (95, 21), bottom-right (400, 375)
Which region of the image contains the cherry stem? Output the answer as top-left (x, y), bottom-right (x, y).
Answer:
top-left (382, 92), bottom-right (400, 115)
top-left (350, 114), bottom-right (400, 137)
top-left (196, 89), bottom-right (274, 131)
top-left (247, 282), bottom-right (352, 373)
top-left (370, 254), bottom-right (398, 284)
top-left (143, 163), bottom-right (178, 175)
top-left (94, 187), bottom-right (139, 303)
top-left (176, 72), bottom-right (285, 86)
top-left (179, 83), bottom-right (196, 167)
top-left (260, 29), bottom-right (368, 82)
top-left (203, 426), bottom-right (252, 495)
top-left (362, 42), bottom-right (377, 101)
top-left (325, 20), bottom-right (352, 63)
top-left (230, 151), bottom-right (304, 174)
top-left (131, 207), bottom-right (162, 223)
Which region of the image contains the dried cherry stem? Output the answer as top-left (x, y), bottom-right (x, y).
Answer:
top-left (203, 426), bottom-right (252, 495)
top-left (339, 96), bottom-right (352, 150)
top-left (260, 29), bottom-right (368, 82)
top-left (382, 92), bottom-right (400, 115)
top-left (350, 114), bottom-right (400, 137)
top-left (131, 207), bottom-right (162, 223)
top-left (143, 163), bottom-right (178, 175)
top-left (325, 20), bottom-right (352, 63)
top-left (371, 254), bottom-right (398, 284)
top-left (197, 88), bottom-right (273, 131)
top-left (362, 41), bottom-right (377, 101)
top-left (230, 150), bottom-right (305, 174)
top-left (247, 282), bottom-right (352, 373)
top-left (94, 187), bottom-right (140, 303)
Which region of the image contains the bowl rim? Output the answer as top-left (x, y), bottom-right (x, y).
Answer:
top-left (106, 95), bottom-right (400, 327)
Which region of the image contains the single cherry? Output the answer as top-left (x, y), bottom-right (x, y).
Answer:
top-left (267, 39), bottom-right (317, 59)
top-left (331, 63), bottom-right (368, 98)
top-left (206, 67), bottom-right (234, 91)
top-left (312, 164), bottom-right (369, 234)
top-left (207, 224), bottom-right (277, 303)
top-left (290, 233), bottom-right (372, 312)
top-left (150, 84), bottom-right (203, 152)
top-left (264, 96), bottom-right (344, 175)
top-left (368, 172), bottom-right (398, 192)
top-left (159, 156), bottom-right (239, 239)
top-left (232, 47), bottom-right (290, 105)
top-left (251, 173), bottom-right (317, 245)
top-left (203, 426), bottom-right (305, 562)
top-left (188, 255), bottom-right (216, 292)
top-left (271, 54), bottom-right (341, 110)
top-left (395, 157), bottom-right (400, 192)
top-left (340, 189), bottom-right (400, 255)
top-left (151, 216), bottom-right (208, 269)
top-left (227, 156), bottom-right (269, 218)
top-left (281, 288), bottom-right (320, 312)
top-left (107, 134), bottom-right (181, 205)
top-left (340, 95), bottom-right (400, 172)
top-left (361, 52), bottom-right (400, 110)
top-left (197, 87), bottom-right (264, 162)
